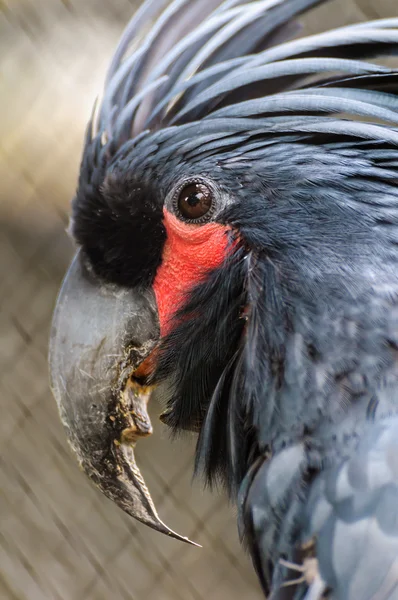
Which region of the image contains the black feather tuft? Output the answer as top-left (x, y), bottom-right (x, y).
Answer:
top-left (72, 150), bottom-right (165, 287)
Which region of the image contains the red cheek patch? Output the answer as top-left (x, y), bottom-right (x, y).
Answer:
top-left (153, 209), bottom-right (231, 337)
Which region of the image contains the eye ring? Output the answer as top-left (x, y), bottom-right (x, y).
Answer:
top-left (172, 179), bottom-right (217, 224)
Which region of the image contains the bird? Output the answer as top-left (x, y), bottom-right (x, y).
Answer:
top-left (49, 1), bottom-right (398, 598)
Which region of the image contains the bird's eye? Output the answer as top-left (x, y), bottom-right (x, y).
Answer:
top-left (177, 183), bottom-right (214, 222)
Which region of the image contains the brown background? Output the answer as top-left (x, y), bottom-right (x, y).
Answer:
top-left (1, 1), bottom-right (397, 599)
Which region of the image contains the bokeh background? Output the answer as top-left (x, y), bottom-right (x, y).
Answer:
top-left (1, 1), bottom-right (397, 599)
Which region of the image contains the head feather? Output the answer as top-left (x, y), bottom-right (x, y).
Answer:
top-left (77, 0), bottom-right (398, 185)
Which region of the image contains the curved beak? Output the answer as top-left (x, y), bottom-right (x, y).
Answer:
top-left (49, 252), bottom-right (198, 546)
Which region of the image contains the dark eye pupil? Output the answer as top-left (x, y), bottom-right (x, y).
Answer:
top-left (178, 183), bottom-right (213, 220)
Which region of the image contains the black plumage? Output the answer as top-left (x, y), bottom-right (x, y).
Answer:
top-left (63, 1), bottom-right (398, 598)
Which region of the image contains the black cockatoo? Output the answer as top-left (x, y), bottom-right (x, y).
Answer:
top-left (49, 1), bottom-right (398, 598)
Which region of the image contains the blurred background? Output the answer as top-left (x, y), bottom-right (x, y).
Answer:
top-left (0, 1), bottom-right (397, 599)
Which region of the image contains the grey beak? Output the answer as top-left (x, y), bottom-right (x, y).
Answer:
top-left (49, 251), bottom-right (198, 546)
